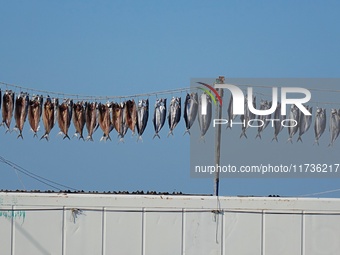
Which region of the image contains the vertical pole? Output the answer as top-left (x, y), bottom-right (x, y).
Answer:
top-left (214, 76), bottom-right (224, 196)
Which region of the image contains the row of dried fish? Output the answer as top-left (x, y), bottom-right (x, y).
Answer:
top-left (0, 89), bottom-right (337, 145)
top-left (0, 90), bottom-right (201, 141)
top-left (195, 92), bottom-right (338, 146)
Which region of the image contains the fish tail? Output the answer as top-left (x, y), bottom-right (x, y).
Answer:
top-left (79, 135), bottom-right (85, 141)
top-left (137, 135), bottom-right (143, 143)
top-left (17, 132), bottom-right (24, 139)
top-left (33, 133), bottom-right (38, 138)
top-left (183, 129), bottom-right (190, 136)
top-left (297, 136), bottom-right (303, 143)
top-left (271, 136), bottom-right (278, 142)
top-left (287, 137), bottom-right (293, 144)
top-left (240, 131), bottom-right (247, 139)
top-left (153, 133), bottom-right (161, 139)
top-left (167, 130), bottom-right (174, 137)
top-left (313, 139), bottom-right (319, 146)
top-left (255, 133), bottom-right (261, 140)
top-left (107, 135), bottom-right (112, 141)
top-left (86, 135), bottom-right (93, 142)
top-left (63, 134), bottom-right (70, 140)
top-left (40, 133), bottom-right (49, 141)
top-left (226, 123), bottom-right (232, 129)
top-left (118, 137), bottom-right (125, 144)
top-left (100, 135), bottom-right (106, 142)
top-left (200, 136), bottom-right (206, 143)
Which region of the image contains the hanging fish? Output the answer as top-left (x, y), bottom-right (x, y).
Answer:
top-left (72, 101), bottom-right (86, 140)
top-left (255, 100), bottom-right (272, 139)
top-left (198, 92), bottom-right (212, 139)
top-left (226, 94), bottom-right (236, 129)
top-left (287, 105), bottom-right (300, 143)
top-left (1, 90), bottom-right (15, 131)
top-left (14, 92), bottom-right (29, 139)
top-left (125, 99), bottom-right (137, 135)
top-left (297, 105), bottom-right (312, 143)
top-left (98, 102), bottom-right (113, 141)
top-left (57, 99), bottom-right (73, 140)
top-left (28, 95), bottom-right (43, 137)
top-left (240, 95), bottom-right (256, 139)
top-left (329, 108), bottom-right (340, 147)
top-left (314, 107), bottom-right (326, 145)
top-left (41, 96), bottom-right (58, 140)
top-left (85, 102), bottom-right (98, 141)
top-left (183, 93), bottom-right (198, 135)
top-left (272, 102), bottom-right (285, 142)
top-left (153, 98), bottom-right (167, 139)
top-left (122, 102), bottom-right (130, 138)
top-left (112, 102), bottom-right (127, 142)
top-left (168, 97), bottom-right (181, 137)
top-left (136, 99), bottom-right (149, 141)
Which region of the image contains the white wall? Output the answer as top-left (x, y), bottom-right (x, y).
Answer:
top-left (1, 192), bottom-right (340, 255)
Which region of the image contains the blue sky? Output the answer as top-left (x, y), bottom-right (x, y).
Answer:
top-left (1, 0), bottom-right (340, 197)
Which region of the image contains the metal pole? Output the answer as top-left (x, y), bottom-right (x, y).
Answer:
top-left (214, 76), bottom-right (224, 196)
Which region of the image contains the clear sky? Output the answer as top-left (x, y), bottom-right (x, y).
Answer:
top-left (1, 0), bottom-right (340, 197)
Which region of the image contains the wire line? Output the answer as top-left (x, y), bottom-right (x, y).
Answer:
top-left (0, 155), bottom-right (78, 191)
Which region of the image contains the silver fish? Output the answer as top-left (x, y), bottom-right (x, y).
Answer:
top-left (85, 102), bottom-right (98, 141)
top-left (41, 96), bottom-right (58, 140)
top-left (121, 102), bottom-right (129, 138)
top-left (198, 92), bottom-right (212, 139)
top-left (125, 99), bottom-right (137, 135)
top-left (58, 99), bottom-right (73, 140)
top-left (183, 93), bottom-right (198, 135)
top-left (153, 98), bottom-right (167, 139)
top-left (14, 92), bottom-right (29, 139)
top-left (240, 95), bottom-right (256, 139)
top-left (98, 102), bottom-right (113, 141)
top-left (28, 95), bottom-right (43, 138)
top-left (314, 107), bottom-right (326, 145)
top-left (72, 101), bottom-right (86, 140)
top-left (329, 108), bottom-right (340, 147)
top-left (168, 97), bottom-right (181, 137)
top-left (255, 100), bottom-right (271, 139)
top-left (287, 105), bottom-right (300, 143)
top-left (1, 90), bottom-right (15, 131)
top-left (136, 99), bottom-right (149, 141)
top-left (226, 94), bottom-right (236, 129)
top-left (272, 102), bottom-right (285, 142)
top-left (297, 105), bottom-right (312, 143)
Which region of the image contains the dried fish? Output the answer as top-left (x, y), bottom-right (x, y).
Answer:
top-left (168, 97), bottom-right (181, 137)
top-left (85, 102), bottom-right (98, 141)
top-left (136, 99), bottom-right (149, 141)
top-left (28, 95), bottom-right (43, 137)
top-left (153, 98), bottom-right (167, 139)
top-left (72, 101), bottom-right (86, 140)
top-left (14, 92), bottom-right (29, 139)
top-left (297, 105), bottom-right (312, 142)
top-left (183, 93), bottom-right (198, 135)
top-left (314, 107), bottom-right (326, 145)
top-left (1, 90), bottom-right (15, 131)
top-left (98, 102), bottom-right (112, 141)
top-left (41, 96), bottom-right (58, 140)
top-left (198, 92), bottom-right (212, 139)
top-left (57, 99), bottom-right (73, 140)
